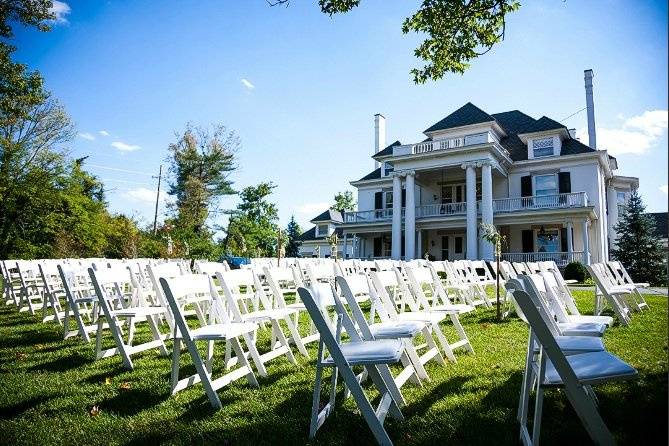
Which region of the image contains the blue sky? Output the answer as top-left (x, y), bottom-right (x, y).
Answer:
top-left (14, 0), bottom-right (669, 231)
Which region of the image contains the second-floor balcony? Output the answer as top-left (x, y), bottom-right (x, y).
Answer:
top-left (343, 192), bottom-right (589, 224)
top-left (393, 131), bottom-right (499, 156)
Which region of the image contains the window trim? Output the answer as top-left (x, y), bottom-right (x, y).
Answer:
top-left (531, 136), bottom-right (555, 158)
top-left (534, 173), bottom-right (558, 196)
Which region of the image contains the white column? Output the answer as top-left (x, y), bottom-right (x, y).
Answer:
top-left (606, 186), bottom-right (618, 248)
top-left (391, 173), bottom-right (402, 259)
top-left (464, 164), bottom-right (478, 260)
top-left (480, 163), bottom-right (494, 260)
top-left (416, 230), bottom-right (423, 259)
top-left (404, 172), bottom-right (416, 260)
top-left (582, 219), bottom-right (591, 265)
top-left (566, 221), bottom-right (573, 254)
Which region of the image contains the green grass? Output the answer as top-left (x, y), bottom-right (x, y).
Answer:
top-left (0, 290), bottom-right (666, 445)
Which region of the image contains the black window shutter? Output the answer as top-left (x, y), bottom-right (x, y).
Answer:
top-left (373, 237), bottom-right (382, 257)
top-left (401, 188), bottom-right (406, 207)
top-left (558, 172), bottom-right (571, 194)
top-left (522, 230), bottom-right (534, 253)
top-left (560, 228), bottom-right (568, 252)
top-left (521, 176), bottom-right (532, 197)
top-left (401, 234), bottom-right (405, 257)
top-left (374, 192), bottom-right (383, 210)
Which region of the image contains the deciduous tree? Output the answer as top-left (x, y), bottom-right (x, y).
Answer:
top-left (331, 190), bottom-right (355, 213)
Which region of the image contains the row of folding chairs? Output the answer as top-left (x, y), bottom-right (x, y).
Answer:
top-left (586, 261), bottom-right (649, 326)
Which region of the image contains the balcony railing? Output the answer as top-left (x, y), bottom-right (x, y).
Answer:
top-left (393, 132), bottom-right (498, 156)
top-left (416, 202), bottom-right (467, 218)
top-left (343, 192), bottom-right (589, 224)
top-left (502, 251), bottom-right (584, 267)
top-left (492, 192), bottom-right (588, 213)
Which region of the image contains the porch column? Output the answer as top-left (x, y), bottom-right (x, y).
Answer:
top-left (391, 173), bottom-right (402, 260)
top-left (416, 230), bottom-right (423, 259)
top-left (404, 171), bottom-right (416, 260)
top-left (606, 186), bottom-right (618, 248)
top-left (480, 162), bottom-right (494, 260)
top-left (566, 221), bottom-right (573, 254)
top-left (581, 219), bottom-right (591, 265)
top-left (463, 163), bottom-right (478, 260)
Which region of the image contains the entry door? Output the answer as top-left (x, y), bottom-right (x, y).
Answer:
top-left (441, 234), bottom-right (466, 260)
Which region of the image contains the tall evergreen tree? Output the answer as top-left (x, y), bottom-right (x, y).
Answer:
top-left (610, 191), bottom-right (667, 286)
top-left (285, 215), bottom-right (302, 257)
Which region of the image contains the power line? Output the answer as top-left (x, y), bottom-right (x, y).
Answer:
top-left (559, 107), bottom-right (587, 123)
top-left (101, 178), bottom-right (154, 186)
top-left (86, 163), bottom-right (155, 176)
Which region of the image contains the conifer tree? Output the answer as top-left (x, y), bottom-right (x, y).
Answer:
top-left (285, 216), bottom-right (302, 257)
top-left (611, 191), bottom-right (667, 286)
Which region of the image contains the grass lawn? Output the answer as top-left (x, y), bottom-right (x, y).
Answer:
top-left (0, 290), bottom-right (666, 445)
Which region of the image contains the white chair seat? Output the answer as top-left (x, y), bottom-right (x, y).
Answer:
top-left (396, 311), bottom-right (445, 325)
top-left (369, 321), bottom-right (424, 339)
top-left (190, 322), bottom-right (258, 341)
top-left (558, 321), bottom-right (607, 337)
top-left (609, 285), bottom-right (635, 294)
top-left (432, 303), bottom-right (475, 314)
top-left (554, 336), bottom-right (605, 354)
top-left (633, 282), bottom-right (649, 288)
top-left (323, 339), bottom-right (404, 366)
top-left (111, 306), bottom-right (166, 318)
top-left (241, 308), bottom-right (298, 322)
top-left (567, 314), bottom-right (614, 326)
top-left (543, 351), bottom-right (638, 387)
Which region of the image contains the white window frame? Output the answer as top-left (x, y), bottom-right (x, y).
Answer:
top-left (317, 224), bottom-right (329, 237)
top-left (532, 137), bottom-right (555, 158)
top-left (534, 174), bottom-right (558, 196)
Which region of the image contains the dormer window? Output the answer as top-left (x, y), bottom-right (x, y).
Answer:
top-left (532, 137), bottom-right (554, 157)
top-left (383, 162), bottom-right (394, 176)
top-left (317, 224), bottom-right (329, 236)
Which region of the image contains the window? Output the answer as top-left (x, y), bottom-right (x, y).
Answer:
top-left (536, 229), bottom-right (560, 253)
top-left (535, 174), bottom-right (557, 196)
top-left (383, 162), bottom-right (394, 177)
top-left (616, 191), bottom-right (626, 204)
top-left (385, 191), bottom-right (393, 209)
top-left (532, 137), bottom-right (554, 157)
top-left (317, 224), bottom-right (329, 236)
top-left (455, 237), bottom-right (463, 254)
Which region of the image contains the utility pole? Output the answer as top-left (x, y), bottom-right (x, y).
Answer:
top-left (277, 227), bottom-right (282, 266)
top-left (152, 165), bottom-right (162, 235)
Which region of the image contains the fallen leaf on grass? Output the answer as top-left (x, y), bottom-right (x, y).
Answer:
top-left (89, 405), bottom-right (101, 417)
top-left (15, 352), bottom-right (27, 360)
top-left (104, 377), bottom-right (111, 385)
top-left (119, 382), bottom-right (131, 390)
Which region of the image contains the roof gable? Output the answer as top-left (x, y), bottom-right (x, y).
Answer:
top-left (311, 209), bottom-right (343, 223)
top-left (373, 140), bottom-right (402, 159)
top-left (424, 102), bottom-right (495, 134)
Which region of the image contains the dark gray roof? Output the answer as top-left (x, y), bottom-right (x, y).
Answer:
top-left (647, 212), bottom-right (668, 238)
top-left (356, 167), bottom-right (382, 182)
top-left (491, 110), bottom-right (595, 162)
top-left (311, 209), bottom-right (343, 223)
top-left (298, 226), bottom-right (344, 242)
top-left (424, 102), bottom-right (495, 133)
top-left (373, 140), bottom-right (402, 159)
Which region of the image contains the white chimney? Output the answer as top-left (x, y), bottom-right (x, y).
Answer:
top-left (584, 69), bottom-right (596, 149)
top-left (374, 113), bottom-right (386, 170)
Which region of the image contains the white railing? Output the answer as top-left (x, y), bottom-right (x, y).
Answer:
top-left (502, 251), bottom-right (584, 266)
top-left (492, 192), bottom-right (588, 213)
top-left (416, 202), bottom-right (467, 218)
top-left (394, 132), bottom-right (497, 156)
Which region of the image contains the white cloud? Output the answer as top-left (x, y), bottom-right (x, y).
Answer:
top-left (78, 132), bottom-right (95, 141)
top-left (99, 130), bottom-right (110, 137)
top-left (123, 187), bottom-right (159, 204)
top-left (111, 141), bottom-right (141, 152)
top-left (241, 78), bottom-right (255, 90)
top-left (577, 110), bottom-right (668, 156)
top-left (295, 202), bottom-right (330, 217)
top-left (49, 1), bottom-right (71, 23)
top-left (660, 185), bottom-right (668, 195)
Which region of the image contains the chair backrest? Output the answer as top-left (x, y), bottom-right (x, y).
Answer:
top-left (265, 266), bottom-right (300, 308)
top-left (504, 275), bottom-right (561, 337)
top-left (307, 262), bottom-right (336, 285)
top-left (195, 261), bottom-right (229, 276)
top-left (217, 269), bottom-right (275, 315)
top-left (88, 267), bottom-right (130, 314)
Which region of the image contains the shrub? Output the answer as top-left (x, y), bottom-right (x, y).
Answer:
top-left (564, 261), bottom-right (589, 283)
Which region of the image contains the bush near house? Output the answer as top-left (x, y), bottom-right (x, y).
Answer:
top-left (564, 261), bottom-right (590, 283)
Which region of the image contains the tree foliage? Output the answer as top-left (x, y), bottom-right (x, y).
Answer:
top-left (331, 190), bottom-right (355, 213)
top-left (224, 182), bottom-right (279, 257)
top-left (285, 215), bottom-right (302, 257)
top-left (272, 0), bottom-right (520, 83)
top-left (610, 191), bottom-right (667, 286)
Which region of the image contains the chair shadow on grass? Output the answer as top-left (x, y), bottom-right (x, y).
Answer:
top-left (0, 394), bottom-right (55, 420)
top-left (99, 387), bottom-right (168, 417)
top-left (27, 351), bottom-right (90, 372)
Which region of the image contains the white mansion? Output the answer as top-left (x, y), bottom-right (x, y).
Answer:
top-left (328, 72), bottom-right (638, 265)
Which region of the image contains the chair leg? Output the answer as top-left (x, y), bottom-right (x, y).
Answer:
top-left (170, 340), bottom-right (181, 394)
top-left (229, 338), bottom-right (258, 387)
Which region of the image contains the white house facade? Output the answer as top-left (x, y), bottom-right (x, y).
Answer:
top-left (338, 73), bottom-right (638, 266)
top-left (298, 210), bottom-right (353, 258)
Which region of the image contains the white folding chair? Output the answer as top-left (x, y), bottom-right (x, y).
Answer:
top-left (606, 261), bottom-right (649, 311)
top-left (38, 262), bottom-right (66, 324)
top-left (15, 260), bottom-right (44, 314)
top-left (586, 264), bottom-right (633, 326)
top-left (160, 274), bottom-right (260, 409)
top-left (297, 286), bottom-right (404, 445)
top-left (541, 271), bottom-right (613, 326)
top-left (89, 267), bottom-right (169, 370)
top-left (507, 275), bottom-right (637, 446)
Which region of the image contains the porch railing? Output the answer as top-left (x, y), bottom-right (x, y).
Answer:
top-left (416, 202), bottom-right (467, 218)
top-left (492, 192), bottom-right (588, 213)
top-left (343, 208), bottom-right (395, 223)
top-left (501, 251), bottom-right (584, 266)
